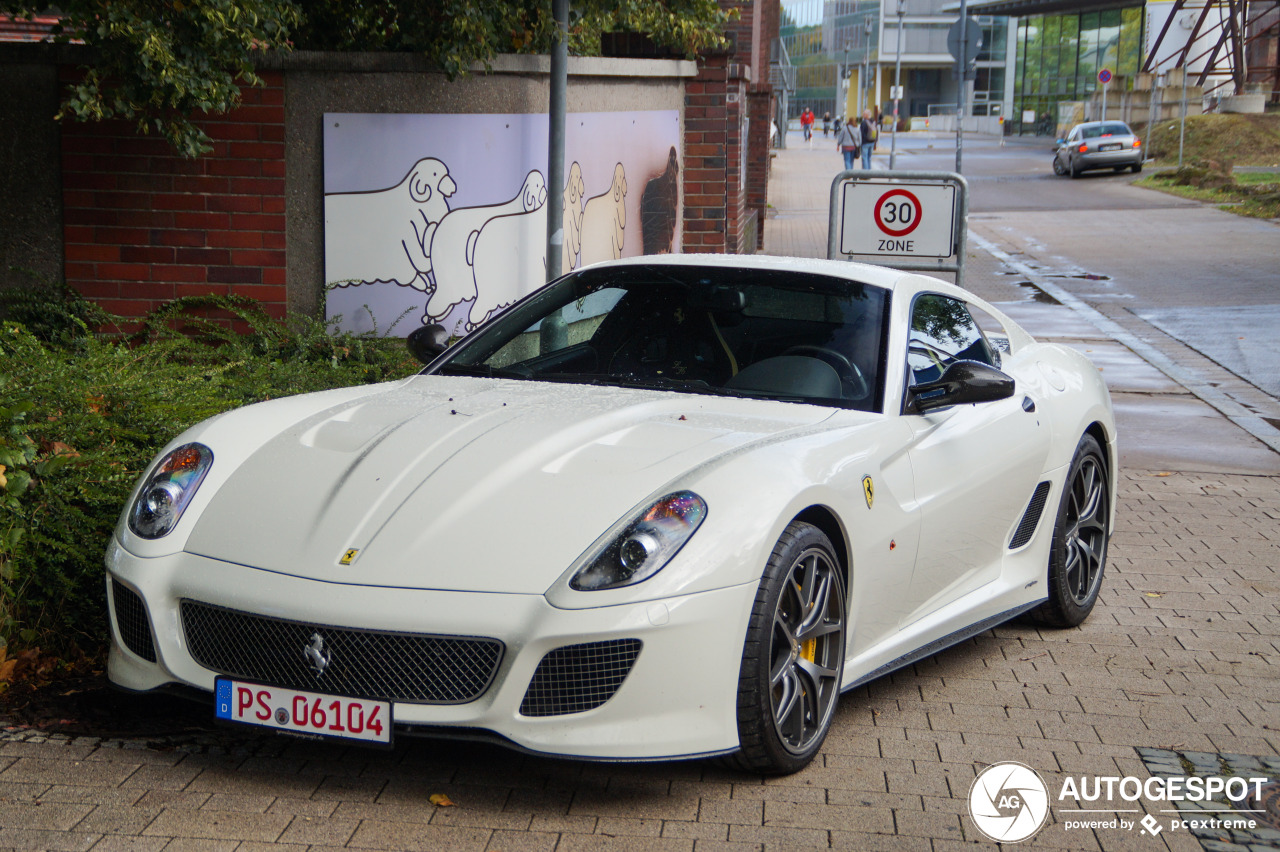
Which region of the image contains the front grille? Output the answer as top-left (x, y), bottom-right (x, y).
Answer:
top-left (520, 639), bottom-right (642, 717)
top-left (112, 579), bottom-right (157, 663)
top-left (1010, 481), bottom-right (1053, 549)
top-left (180, 601), bottom-right (503, 704)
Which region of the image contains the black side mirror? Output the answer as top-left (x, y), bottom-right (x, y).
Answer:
top-left (407, 324), bottom-right (449, 364)
top-left (907, 360), bottom-right (1015, 414)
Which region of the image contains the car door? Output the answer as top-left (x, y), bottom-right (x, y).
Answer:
top-left (900, 294), bottom-right (1048, 625)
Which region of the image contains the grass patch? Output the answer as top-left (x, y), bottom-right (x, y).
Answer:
top-left (1132, 113), bottom-right (1280, 168)
top-left (1137, 161), bottom-right (1280, 219)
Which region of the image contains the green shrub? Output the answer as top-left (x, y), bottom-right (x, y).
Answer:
top-left (0, 293), bottom-right (420, 655)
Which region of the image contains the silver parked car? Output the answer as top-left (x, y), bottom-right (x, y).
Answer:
top-left (1053, 121), bottom-right (1144, 178)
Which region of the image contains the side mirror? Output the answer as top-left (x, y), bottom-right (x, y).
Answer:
top-left (407, 324), bottom-right (449, 364)
top-left (1054, 138), bottom-right (1066, 147)
top-left (907, 360), bottom-right (1015, 414)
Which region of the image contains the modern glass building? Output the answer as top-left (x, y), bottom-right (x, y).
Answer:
top-left (1009, 6), bottom-right (1144, 134)
top-left (780, 0), bottom-right (1014, 123)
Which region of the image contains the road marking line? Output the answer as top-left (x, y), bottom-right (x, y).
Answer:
top-left (969, 230), bottom-right (1280, 456)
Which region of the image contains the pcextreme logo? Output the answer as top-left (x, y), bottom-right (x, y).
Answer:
top-left (968, 761), bottom-right (1051, 843)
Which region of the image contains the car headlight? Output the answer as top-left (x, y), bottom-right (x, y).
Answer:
top-left (128, 443), bottom-right (213, 539)
top-left (570, 491), bottom-right (707, 591)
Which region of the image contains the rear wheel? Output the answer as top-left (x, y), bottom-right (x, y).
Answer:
top-left (1069, 158), bottom-right (1081, 179)
top-left (728, 522), bottom-right (846, 774)
top-left (1031, 433), bottom-right (1110, 627)
top-left (1132, 160), bottom-right (1143, 173)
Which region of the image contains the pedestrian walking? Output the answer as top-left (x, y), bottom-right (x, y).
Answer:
top-left (800, 108), bottom-right (814, 142)
top-left (836, 119), bottom-right (861, 171)
top-left (859, 110), bottom-right (877, 170)
top-left (822, 112), bottom-right (831, 137)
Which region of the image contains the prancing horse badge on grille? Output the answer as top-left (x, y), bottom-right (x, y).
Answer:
top-left (305, 633), bottom-right (330, 677)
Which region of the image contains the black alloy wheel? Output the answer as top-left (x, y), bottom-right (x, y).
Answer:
top-left (729, 521), bottom-right (846, 774)
top-left (1032, 433), bottom-right (1110, 627)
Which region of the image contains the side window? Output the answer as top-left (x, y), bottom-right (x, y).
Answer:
top-left (907, 295), bottom-right (997, 386)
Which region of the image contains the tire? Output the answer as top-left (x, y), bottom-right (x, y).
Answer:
top-left (1113, 166), bottom-right (1126, 173)
top-left (1132, 160), bottom-right (1143, 174)
top-left (1069, 158), bottom-right (1081, 179)
top-left (727, 521), bottom-right (846, 774)
top-left (1031, 433), bottom-right (1110, 627)
top-left (1052, 156), bottom-right (1067, 176)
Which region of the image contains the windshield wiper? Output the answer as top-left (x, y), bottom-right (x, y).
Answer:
top-left (433, 363), bottom-right (532, 380)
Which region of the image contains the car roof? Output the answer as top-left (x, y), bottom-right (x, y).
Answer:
top-left (577, 252), bottom-right (933, 295)
top-left (1073, 120), bottom-right (1133, 130)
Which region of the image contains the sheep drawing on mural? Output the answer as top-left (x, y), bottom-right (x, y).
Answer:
top-left (324, 158), bottom-right (456, 290)
top-left (578, 163), bottom-right (628, 267)
top-left (469, 197), bottom-right (549, 327)
top-left (426, 170), bottom-right (548, 323)
top-left (561, 161), bottom-right (585, 273)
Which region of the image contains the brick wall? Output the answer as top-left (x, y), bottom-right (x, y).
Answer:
top-left (59, 70), bottom-right (288, 325)
top-left (682, 54), bottom-right (750, 254)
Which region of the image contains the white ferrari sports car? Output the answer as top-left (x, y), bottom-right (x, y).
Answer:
top-left (107, 255), bottom-right (1116, 774)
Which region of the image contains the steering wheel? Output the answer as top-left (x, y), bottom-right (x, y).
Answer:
top-left (783, 345), bottom-right (869, 400)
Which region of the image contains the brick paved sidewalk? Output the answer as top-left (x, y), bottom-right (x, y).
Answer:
top-left (1, 135), bottom-right (1276, 851)
top-left (1, 470), bottom-right (1275, 851)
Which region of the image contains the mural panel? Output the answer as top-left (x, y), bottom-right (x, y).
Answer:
top-left (323, 111), bottom-right (682, 336)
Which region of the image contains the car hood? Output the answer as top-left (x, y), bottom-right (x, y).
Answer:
top-left (185, 375), bottom-right (837, 594)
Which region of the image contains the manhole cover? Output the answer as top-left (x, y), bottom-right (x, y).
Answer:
top-left (1247, 781), bottom-right (1280, 832)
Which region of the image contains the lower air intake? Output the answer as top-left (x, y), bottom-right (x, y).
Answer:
top-left (520, 639), bottom-right (642, 717)
top-left (112, 579), bottom-right (157, 663)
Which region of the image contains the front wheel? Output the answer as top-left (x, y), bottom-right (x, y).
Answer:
top-left (1052, 156), bottom-right (1067, 176)
top-left (1031, 433), bottom-right (1110, 627)
top-left (729, 522), bottom-right (846, 774)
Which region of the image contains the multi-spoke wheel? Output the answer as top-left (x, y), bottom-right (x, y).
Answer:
top-left (1032, 433), bottom-right (1110, 627)
top-left (729, 521), bottom-right (846, 774)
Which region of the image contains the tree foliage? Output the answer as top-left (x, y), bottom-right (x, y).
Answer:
top-left (3, 0), bottom-right (300, 158)
top-left (5, 0), bottom-right (732, 157)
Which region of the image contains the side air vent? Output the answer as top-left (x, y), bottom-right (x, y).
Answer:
top-left (520, 639), bottom-right (642, 717)
top-left (1009, 481), bottom-right (1052, 549)
top-left (112, 579), bottom-right (157, 663)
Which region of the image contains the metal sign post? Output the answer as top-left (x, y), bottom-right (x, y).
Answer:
top-left (828, 170), bottom-right (971, 288)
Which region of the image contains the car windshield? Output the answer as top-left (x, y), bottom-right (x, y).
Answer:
top-left (1082, 123), bottom-right (1131, 139)
top-left (431, 264), bottom-right (890, 412)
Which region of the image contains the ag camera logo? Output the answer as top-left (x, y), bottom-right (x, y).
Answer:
top-left (968, 761), bottom-right (1051, 843)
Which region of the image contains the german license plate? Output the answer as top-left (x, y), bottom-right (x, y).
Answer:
top-left (1099, 143), bottom-right (1122, 151)
top-left (215, 677), bottom-right (392, 745)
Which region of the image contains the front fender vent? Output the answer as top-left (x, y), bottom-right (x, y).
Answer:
top-left (1010, 481), bottom-right (1052, 549)
top-left (520, 639), bottom-right (642, 717)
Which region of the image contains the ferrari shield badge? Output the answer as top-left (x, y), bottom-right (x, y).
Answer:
top-left (339, 548), bottom-right (359, 565)
top-left (862, 475), bottom-right (875, 509)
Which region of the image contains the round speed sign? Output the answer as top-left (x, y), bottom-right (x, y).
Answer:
top-left (873, 189), bottom-right (923, 238)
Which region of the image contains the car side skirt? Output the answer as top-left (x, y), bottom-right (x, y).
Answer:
top-left (841, 599), bottom-right (1046, 692)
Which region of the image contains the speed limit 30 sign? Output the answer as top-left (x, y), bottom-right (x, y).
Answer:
top-left (837, 181), bottom-right (958, 258)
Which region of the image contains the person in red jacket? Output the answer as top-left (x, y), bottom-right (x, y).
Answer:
top-left (800, 108), bottom-right (814, 141)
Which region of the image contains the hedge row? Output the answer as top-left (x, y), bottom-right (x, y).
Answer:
top-left (0, 286), bottom-right (420, 655)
